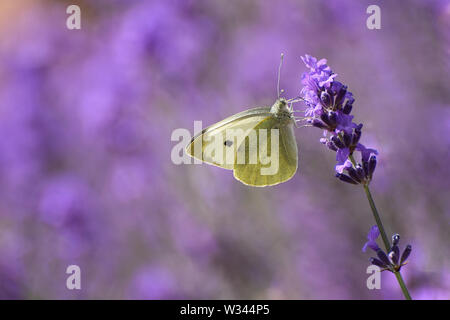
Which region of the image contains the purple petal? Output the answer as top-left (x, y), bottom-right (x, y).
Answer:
top-left (368, 225), bottom-right (380, 241)
top-left (335, 112), bottom-right (355, 132)
top-left (336, 148), bottom-right (350, 163)
top-left (363, 240), bottom-right (380, 252)
top-left (356, 143), bottom-right (378, 162)
top-left (362, 226), bottom-right (380, 252)
top-left (335, 159), bottom-right (352, 174)
top-left (301, 54), bottom-right (317, 69)
top-left (316, 58), bottom-right (328, 67)
top-left (319, 73), bottom-right (337, 88)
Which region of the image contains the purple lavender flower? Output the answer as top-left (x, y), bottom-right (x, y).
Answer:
top-left (362, 225), bottom-right (380, 252)
top-left (300, 55), bottom-right (378, 185)
top-left (363, 226), bottom-right (412, 272)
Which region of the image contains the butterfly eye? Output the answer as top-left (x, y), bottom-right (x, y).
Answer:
top-left (224, 140), bottom-right (233, 147)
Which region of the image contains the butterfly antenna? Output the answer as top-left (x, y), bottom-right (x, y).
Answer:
top-left (287, 95), bottom-right (305, 103)
top-left (277, 53), bottom-right (284, 99)
top-left (296, 123), bottom-right (313, 129)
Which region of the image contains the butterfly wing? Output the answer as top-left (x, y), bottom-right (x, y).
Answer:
top-left (233, 117), bottom-right (298, 187)
top-left (185, 107), bottom-right (272, 169)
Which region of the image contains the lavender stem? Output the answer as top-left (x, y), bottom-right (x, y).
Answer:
top-left (362, 184), bottom-right (390, 251)
top-left (349, 154), bottom-right (412, 300)
top-left (394, 268), bottom-right (412, 300)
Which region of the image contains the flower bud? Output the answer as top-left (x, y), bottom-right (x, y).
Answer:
top-left (320, 113), bottom-right (332, 127)
top-left (309, 119), bottom-right (328, 130)
top-left (352, 126), bottom-right (362, 146)
top-left (320, 138), bottom-right (337, 151)
top-left (376, 249), bottom-right (391, 267)
top-left (400, 245), bottom-right (412, 265)
top-left (328, 111), bottom-right (337, 124)
top-left (343, 131), bottom-right (352, 147)
top-left (355, 164), bottom-right (365, 180)
top-left (389, 245), bottom-right (399, 265)
top-left (347, 167), bottom-right (362, 184)
top-left (321, 111), bottom-right (337, 127)
top-left (331, 135), bottom-right (345, 149)
top-left (343, 99), bottom-right (354, 114)
top-left (334, 85), bottom-right (347, 108)
top-left (326, 141), bottom-right (338, 151)
top-left (335, 173), bottom-right (358, 185)
top-left (392, 234), bottom-right (400, 246)
top-left (370, 257), bottom-right (388, 269)
top-left (368, 155), bottom-right (377, 177)
top-left (320, 91), bottom-right (332, 108)
top-left (363, 160), bottom-right (369, 178)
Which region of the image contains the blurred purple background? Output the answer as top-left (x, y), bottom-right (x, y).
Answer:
top-left (0, 0), bottom-right (449, 299)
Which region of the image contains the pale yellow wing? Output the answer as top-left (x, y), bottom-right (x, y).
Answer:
top-left (233, 117), bottom-right (298, 187)
top-left (185, 107), bottom-right (272, 169)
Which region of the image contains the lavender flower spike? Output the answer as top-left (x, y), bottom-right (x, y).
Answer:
top-left (300, 54), bottom-right (378, 185)
top-left (362, 225), bottom-right (412, 273)
top-left (300, 54), bottom-right (412, 299)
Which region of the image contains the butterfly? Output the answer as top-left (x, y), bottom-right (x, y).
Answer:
top-left (185, 54), bottom-right (302, 187)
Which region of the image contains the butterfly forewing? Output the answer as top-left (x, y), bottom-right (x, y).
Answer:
top-left (186, 107), bottom-right (272, 169)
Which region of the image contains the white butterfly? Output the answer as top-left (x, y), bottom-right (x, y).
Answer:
top-left (186, 54), bottom-right (302, 186)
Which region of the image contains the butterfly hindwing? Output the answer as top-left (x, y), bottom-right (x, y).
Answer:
top-left (233, 117), bottom-right (298, 187)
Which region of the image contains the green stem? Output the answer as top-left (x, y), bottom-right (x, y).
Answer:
top-left (363, 184), bottom-right (390, 251)
top-left (348, 155), bottom-right (412, 300)
top-left (394, 270), bottom-right (412, 300)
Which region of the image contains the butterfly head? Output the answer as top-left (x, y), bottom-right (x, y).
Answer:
top-left (270, 98), bottom-right (294, 123)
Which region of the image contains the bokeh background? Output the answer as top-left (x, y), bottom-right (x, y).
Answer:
top-left (0, 0), bottom-right (449, 299)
